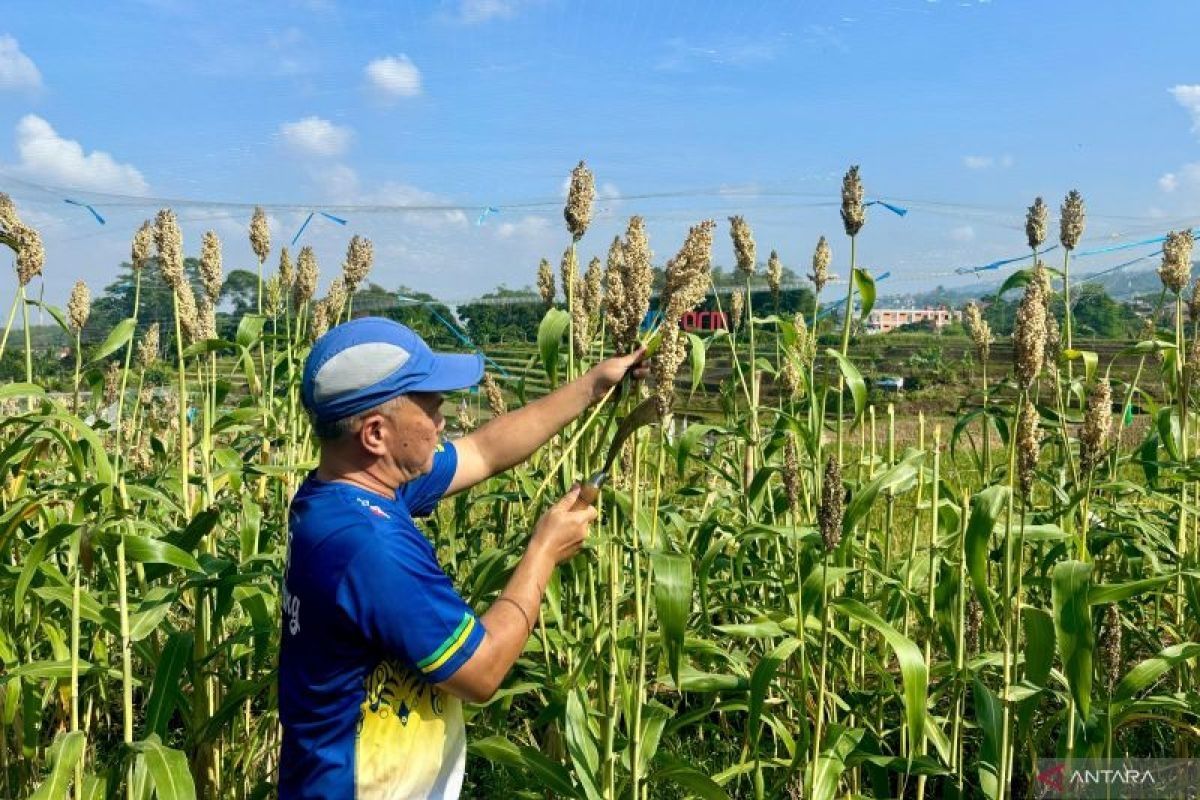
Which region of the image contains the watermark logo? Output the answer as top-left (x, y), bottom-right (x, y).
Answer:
top-left (1033, 759), bottom-right (1199, 799)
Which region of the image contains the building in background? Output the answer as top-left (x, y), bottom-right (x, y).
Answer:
top-left (865, 306), bottom-right (960, 334)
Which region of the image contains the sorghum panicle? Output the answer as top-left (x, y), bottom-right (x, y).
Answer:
top-left (564, 160), bottom-right (595, 241)
top-left (537, 258), bottom-right (555, 308)
top-left (819, 457), bottom-right (844, 550)
top-left (810, 236), bottom-right (831, 295)
top-left (840, 166), bottom-right (866, 237)
top-left (1060, 190), bottom-right (1086, 251)
top-left (1026, 197), bottom-right (1048, 251)
top-left (67, 280), bottom-right (91, 334)
top-left (250, 206), bottom-right (271, 263)
top-left (1080, 380), bottom-right (1113, 473)
top-left (729, 215), bottom-right (756, 276)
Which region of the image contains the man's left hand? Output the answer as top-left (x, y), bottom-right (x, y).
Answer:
top-left (587, 346), bottom-right (649, 404)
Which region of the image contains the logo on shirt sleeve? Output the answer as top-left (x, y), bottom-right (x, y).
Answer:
top-left (355, 497), bottom-right (392, 519)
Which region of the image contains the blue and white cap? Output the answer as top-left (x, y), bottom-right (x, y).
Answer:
top-left (301, 317), bottom-right (484, 424)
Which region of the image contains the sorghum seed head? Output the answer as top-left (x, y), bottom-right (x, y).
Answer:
top-left (1099, 603), bottom-right (1123, 694)
top-left (199, 230), bottom-right (223, 303)
top-left (1043, 311), bottom-right (1061, 372)
top-left (603, 236), bottom-right (628, 341)
top-left (560, 246), bottom-right (578, 304)
top-left (278, 246), bottom-right (294, 288)
top-left (1026, 197), bottom-right (1048, 251)
top-left (103, 361), bottom-right (120, 406)
top-left (1016, 397), bottom-right (1041, 499)
top-left (1013, 266), bottom-right (1047, 390)
top-left (67, 280), bottom-right (91, 334)
top-left (154, 208), bottom-right (184, 289)
top-left (1059, 190), bottom-right (1086, 251)
top-left (132, 221), bottom-right (154, 272)
top-left (482, 373), bottom-right (506, 417)
top-left (564, 160), bottom-right (595, 241)
top-left (265, 274), bottom-right (283, 317)
top-left (729, 215), bottom-right (756, 276)
top-left (782, 436), bottom-right (800, 512)
top-left (730, 290), bottom-right (745, 332)
top-left (571, 276), bottom-right (591, 358)
top-left (767, 249), bottom-right (783, 300)
top-left (810, 236), bottom-right (831, 295)
top-left (652, 324), bottom-right (686, 417)
top-left (621, 216), bottom-right (654, 349)
top-left (583, 256), bottom-right (603, 320)
top-left (249, 206), bottom-right (270, 263)
top-left (1159, 230), bottom-right (1193, 295)
top-left (197, 297), bottom-right (218, 341)
top-left (537, 258), bottom-right (555, 307)
top-left (175, 285), bottom-right (200, 345)
top-left (309, 299), bottom-right (330, 342)
top-left (840, 165), bottom-right (866, 237)
top-left (138, 323), bottom-right (160, 368)
top-left (325, 275), bottom-right (348, 321)
top-left (779, 357), bottom-right (800, 397)
top-left (793, 312), bottom-right (815, 369)
top-left (294, 246), bottom-right (319, 306)
top-left (661, 220), bottom-right (716, 326)
top-left (457, 397), bottom-right (476, 433)
top-left (966, 597), bottom-right (983, 654)
top-left (819, 457), bottom-right (844, 550)
top-left (1189, 278), bottom-right (1200, 323)
top-left (13, 223), bottom-right (44, 286)
top-left (342, 234), bottom-right (373, 292)
top-left (965, 302), bottom-right (992, 363)
top-left (1080, 379), bottom-right (1113, 473)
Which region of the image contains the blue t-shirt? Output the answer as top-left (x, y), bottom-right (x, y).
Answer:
top-left (279, 442), bottom-right (484, 799)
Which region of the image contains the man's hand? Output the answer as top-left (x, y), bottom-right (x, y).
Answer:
top-left (530, 484), bottom-right (598, 564)
top-left (586, 346), bottom-right (649, 405)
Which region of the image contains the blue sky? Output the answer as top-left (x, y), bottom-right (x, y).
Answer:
top-left (3, 0), bottom-right (1200, 308)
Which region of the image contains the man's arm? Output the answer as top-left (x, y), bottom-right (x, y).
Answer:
top-left (437, 485), bottom-right (594, 703)
top-left (445, 348), bottom-right (646, 497)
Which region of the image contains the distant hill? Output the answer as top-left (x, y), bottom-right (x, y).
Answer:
top-left (877, 263), bottom-right (1191, 308)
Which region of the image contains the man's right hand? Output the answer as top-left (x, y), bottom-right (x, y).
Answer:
top-left (531, 484), bottom-right (598, 564)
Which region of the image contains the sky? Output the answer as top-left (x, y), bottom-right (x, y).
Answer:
top-left (3, 0), bottom-right (1200, 309)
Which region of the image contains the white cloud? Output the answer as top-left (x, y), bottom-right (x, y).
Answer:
top-left (0, 34), bottom-right (41, 91)
top-left (1160, 172), bottom-right (1179, 192)
top-left (279, 116), bottom-right (352, 157)
top-left (365, 55), bottom-right (422, 100)
top-left (962, 154), bottom-right (1013, 170)
top-left (1169, 85), bottom-right (1200, 134)
top-left (313, 163), bottom-right (467, 228)
top-left (949, 225), bottom-right (976, 243)
top-left (496, 214), bottom-right (551, 239)
top-left (11, 115), bottom-right (148, 194)
top-left (457, 0), bottom-right (519, 24)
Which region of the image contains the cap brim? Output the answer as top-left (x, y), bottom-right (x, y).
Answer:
top-left (408, 352), bottom-right (485, 393)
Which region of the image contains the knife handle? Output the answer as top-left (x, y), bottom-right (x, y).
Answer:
top-left (571, 475), bottom-right (606, 511)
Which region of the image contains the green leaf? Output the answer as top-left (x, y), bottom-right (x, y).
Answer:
top-left (468, 736), bottom-right (580, 798)
top-left (0, 382), bottom-right (45, 401)
top-left (537, 308), bottom-right (571, 387)
top-left (90, 317), bottom-right (137, 363)
top-left (652, 552), bottom-right (692, 687)
top-left (842, 449), bottom-right (923, 537)
top-left (832, 598), bottom-right (927, 754)
top-left (143, 633), bottom-right (193, 739)
top-left (675, 423), bottom-right (723, 476)
top-left (1022, 607), bottom-right (1055, 688)
top-left (1157, 407), bottom-right (1182, 462)
top-left (972, 678), bottom-right (1002, 800)
top-left (852, 268), bottom-right (876, 318)
top-left (997, 268), bottom-right (1034, 297)
top-left (1063, 349), bottom-right (1098, 384)
top-left (30, 730), bottom-right (86, 800)
top-left (564, 688), bottom-right (602, 800)
top-left (747, 637), bottom-right (801, 751)
top-left (235, 314), bottom-right (266, 348)
top-left (685, 331), bottom-right (706, 394)
top-left (1115, 642), bottom-right (1200, 702)
top-left (131, 735), bottom-right (197, 800)
top-left (1052, 560), bottom-right (1095, 719)
top-left (965, 485), bottom-right (1010, 630)
top-left (809, 725), bottom-right (862, 800)
top-left (825, 348), bottom-right (866, 425)
top-left (651, 754), bottom-right (730, 800)
top-left (120, 533), bottom-right (203, 573)
top-left (1088, 575), bottom-right (1173, 606)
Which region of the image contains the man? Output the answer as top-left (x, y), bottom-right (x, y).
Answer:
top-left (279, 317), bottom-right (646, 799)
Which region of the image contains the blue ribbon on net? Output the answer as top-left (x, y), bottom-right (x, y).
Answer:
top-left (290, 210), bottom-right (349, 246)
top-left (63, 198), bottom-right (105, 225)
top-left (475, 206), bottom-right (500, 226)
top-left (865, 200), bottom-right (907, 217)
top-left (955, 245), bottom-right (1060, 276)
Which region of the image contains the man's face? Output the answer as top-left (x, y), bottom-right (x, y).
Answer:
top-left (373, 391), bottom-right (446, 478)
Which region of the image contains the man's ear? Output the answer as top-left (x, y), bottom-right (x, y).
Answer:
top-left (357, 413), bottom-right (389, 456)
